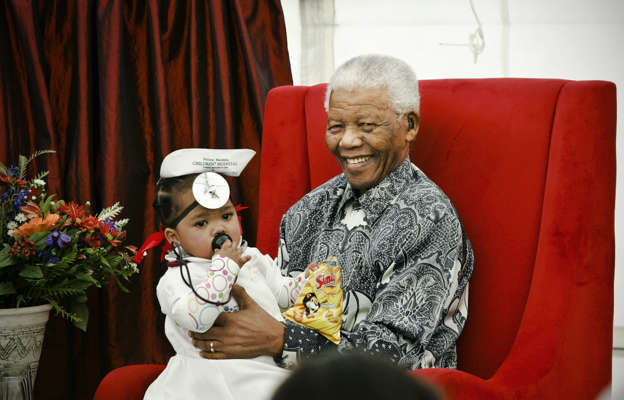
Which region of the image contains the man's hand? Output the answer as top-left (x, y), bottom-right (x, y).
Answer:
top-left (190, 285), bottom-right (284, 359)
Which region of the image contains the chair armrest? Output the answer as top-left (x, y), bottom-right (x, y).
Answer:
top-left (413, 368), bottom-right (502, 400)
top-left (93, 364), bottom-right (165, 400)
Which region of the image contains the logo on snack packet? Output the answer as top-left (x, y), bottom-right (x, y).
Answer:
top-left (316, 273), bottom-right (336, 289)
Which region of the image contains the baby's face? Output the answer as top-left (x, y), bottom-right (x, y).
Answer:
top-left (168, 189), bottom-right (241, 259)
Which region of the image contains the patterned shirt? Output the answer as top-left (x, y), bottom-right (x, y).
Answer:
top-left (277, 158), bottom-right (473, 369)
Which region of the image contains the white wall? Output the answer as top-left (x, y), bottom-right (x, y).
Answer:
top-left (282, 0), bottom-right (624, 336)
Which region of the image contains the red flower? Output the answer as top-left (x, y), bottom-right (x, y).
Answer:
top-left (59, 202), bottom-right (87, 221)
top-left (101, 229), bottom-right (124, 247)
top-left (20, 201), bottom-right (43, 219)
top-left (0, 174), bottom-right (28, 187)
top-left (106, 237), bottom-right (122, 247)
top-left (98, 221), bottom-right (111, 236)
top-left (28, 187), bottom-right (41, 199)
top-left (80, 216), bottom-right (100, 231)
top-left (85, 234), bottom-right (102, 249)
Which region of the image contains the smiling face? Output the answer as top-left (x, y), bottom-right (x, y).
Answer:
top-left (325, 87), bottom-right (419, 193)
top-left (163, 188), bottom-right (241, 259)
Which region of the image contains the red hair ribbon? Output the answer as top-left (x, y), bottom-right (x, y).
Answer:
top-left (132, 204), bottom-right (248, 264)
top-left (132, 230), bottom-right (171, 263)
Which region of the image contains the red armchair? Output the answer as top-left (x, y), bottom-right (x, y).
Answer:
top-left (95, 79), bottom-right (616, 400)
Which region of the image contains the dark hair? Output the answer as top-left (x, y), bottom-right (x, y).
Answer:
top-left (303, 292), bottom-right (317, 302)
top-left (271, 352), bottom-right (443, 400)
top-left (153, 174), bottom-right (199, 227)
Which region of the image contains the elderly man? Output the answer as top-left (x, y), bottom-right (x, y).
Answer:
top-left (192, 54), bottom-right (473, 370)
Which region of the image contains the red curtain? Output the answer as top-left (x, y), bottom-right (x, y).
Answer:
top-left (0, 0), bottom-right (292, 398)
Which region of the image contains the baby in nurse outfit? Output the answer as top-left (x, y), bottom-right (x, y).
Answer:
top-left (140, 149), bottom-right (309, 400)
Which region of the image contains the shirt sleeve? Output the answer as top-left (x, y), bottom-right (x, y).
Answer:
top-left (277, 211), bottom-right (471, 369)
top-left (250, 249), bottom-right (310, 310)
top-left (156, 255), bottom-right (240, 333)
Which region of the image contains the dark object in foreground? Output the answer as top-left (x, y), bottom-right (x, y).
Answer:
top-left (272, 352), bottom-right (442, 400)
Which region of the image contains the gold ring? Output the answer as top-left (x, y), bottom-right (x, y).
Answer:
top-left (209, 341), bottom-right (215, 353)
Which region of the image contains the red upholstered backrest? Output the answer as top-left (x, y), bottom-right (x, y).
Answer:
top-left (256, 79), bottom-right (613, 380)
top-left (411, 79), bottom-right (564, 379)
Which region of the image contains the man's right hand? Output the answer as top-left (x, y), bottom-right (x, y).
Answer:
top-left (190, 285), bottom-right (284, 359)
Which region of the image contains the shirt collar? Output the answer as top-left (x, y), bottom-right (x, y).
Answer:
top-left (337, 158), bottom-right (417, 219)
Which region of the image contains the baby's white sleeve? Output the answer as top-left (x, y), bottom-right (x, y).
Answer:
top-left (254, 253), bottom-right (309, 309)
top-left (156, 255), bottom-right (240, 332)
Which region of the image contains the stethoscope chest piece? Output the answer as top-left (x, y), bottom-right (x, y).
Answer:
top-left (192, 172), bottom-right (229, 209)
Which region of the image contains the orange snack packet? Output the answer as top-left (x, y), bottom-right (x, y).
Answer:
top-left (282, 257), bottom-right (343, 344)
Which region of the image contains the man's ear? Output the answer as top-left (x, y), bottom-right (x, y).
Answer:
top-left (163, 227), bottom-right (179, 246)
top-left (406, 111), bottom-right (420, 142)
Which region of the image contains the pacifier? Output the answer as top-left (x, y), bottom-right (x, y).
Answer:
top-left (212, 232), bottom-right (232, 250)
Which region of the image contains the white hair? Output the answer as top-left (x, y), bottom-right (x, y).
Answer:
top-left (324, 54), bottom-right (420, 114)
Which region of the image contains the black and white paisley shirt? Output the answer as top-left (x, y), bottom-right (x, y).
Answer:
top-left (276, 158), bottom-right (473, 370)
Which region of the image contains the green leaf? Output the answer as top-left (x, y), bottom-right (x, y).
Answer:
top-left (111, 274), bottom-right (130, 293)
top-left (34, 170), bottom-right (49, 181)
top-left (40, 195), bottom-right (56, 215)
top-left (18, 155), bottom-right (28, 177)
top-left (0, 246), bottom-right (16, 268)
top-left (0, 281), bottom-right (16, 295)
top-left (69, 301), bottom-right (88, 331)
top-left (75, 273), bottom-right (97, 284)
top-left (67, 280), bottom-right (92, 290)
top-left (47, 297), bottom-right (80, 327)
top-left (50, 199), bottom-right (62, 212)
top-left (22, 149), bottom-right (56, 178)
top-left (105, 254), bottom-right (122, 268)
top-left (0, 160), bottom-right (7, 175)
top-left (60, 248), bottom-right (77, 265)
top-left (29, 231), bottom-right (49, 249)
top-left (19, 265), bottom-right (43, 278)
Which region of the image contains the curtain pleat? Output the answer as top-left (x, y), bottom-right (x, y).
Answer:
top-left (0, 1), bottom-right (292, 398)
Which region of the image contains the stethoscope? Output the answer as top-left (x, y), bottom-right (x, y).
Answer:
top-left (170, 232), bottom-right (247, 306)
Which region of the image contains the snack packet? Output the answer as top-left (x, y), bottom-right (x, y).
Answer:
top-left (282, 257), bottom-right (343, 344)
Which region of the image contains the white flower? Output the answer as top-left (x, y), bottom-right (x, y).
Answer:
top-left (33, 179), bottom-right (46, 186)
top-left (115, 218), bottom-right (129, 230)
top-left (14, 213), bottom-right (27, 223)
top-left (126, 263), bottom-right (139, 274)
top-left (97, 202), bottom-right (122, 220)
top-left (7, 229), bottom-right (14, 236)
top-left (7, 221), bottom-right (18, 230)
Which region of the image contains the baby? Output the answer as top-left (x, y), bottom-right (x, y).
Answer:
top-left (140, 149), bottom-right (309, 400)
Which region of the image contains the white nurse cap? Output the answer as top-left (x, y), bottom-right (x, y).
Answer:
top-left (160, 148), bottom-right (255, 178)
top-left (159, 148), bottom-right (255, 212)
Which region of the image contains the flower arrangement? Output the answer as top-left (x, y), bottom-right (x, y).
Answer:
top-left (0, 150), bottom-right (138, 331)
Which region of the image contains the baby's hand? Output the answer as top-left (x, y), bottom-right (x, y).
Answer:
top-left (305, 263), bottom-right (319, 278)
top-left (215, 240), bottom-right (250, 267)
